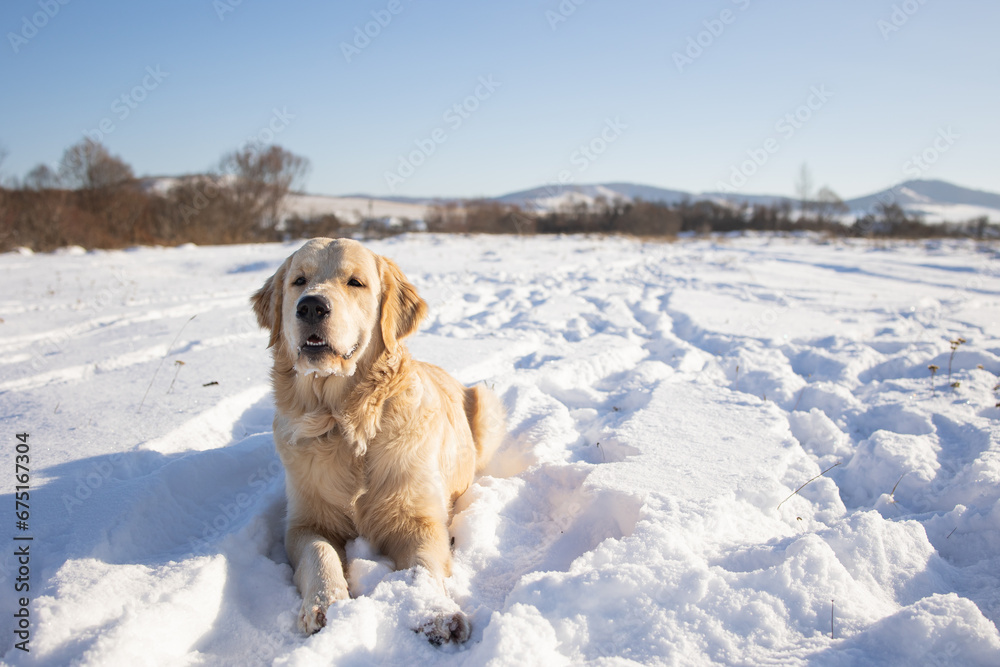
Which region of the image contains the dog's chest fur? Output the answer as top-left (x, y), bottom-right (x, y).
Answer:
top-left (281, 429), bottom-right (365, 522)
top-left (273, 376), bottom-right (445, 541)
top-left (277, 429), bottom-right (403, 541)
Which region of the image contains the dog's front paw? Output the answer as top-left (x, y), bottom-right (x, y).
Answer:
top-left (298, 588), bottom-right (349, 635)
top-left (298, 601), bottom-right (327, 636)
top-left (418, 610), bottom-right (470, 646)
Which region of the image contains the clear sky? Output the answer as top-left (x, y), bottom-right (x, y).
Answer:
top-left (2, 0), bottom-right (997, 200)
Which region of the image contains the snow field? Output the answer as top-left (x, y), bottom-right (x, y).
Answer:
top-left (0, 233), bottom-right (998, 665)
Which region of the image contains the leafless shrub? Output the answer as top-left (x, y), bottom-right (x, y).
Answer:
top-left (283, 213), bottom-right (344, 240)
top-left (213, 144), bottom-right (310, 241)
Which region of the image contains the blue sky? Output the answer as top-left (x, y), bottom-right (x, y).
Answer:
top-left (2, 0), bottom-right (997, 199)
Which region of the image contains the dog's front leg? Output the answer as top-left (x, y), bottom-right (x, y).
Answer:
top-left (286, 525), bottom-right (350, 634)
top-left (377, 515), bottom-right (471, 645)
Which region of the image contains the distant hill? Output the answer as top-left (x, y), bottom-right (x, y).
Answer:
top-left (139, 176), bottom-right (1000, 225)
top-left (337, 193), bottom-right (443, 206)
top-left (495, 183), bottom-right (691, 208)
top-left (491, 179), bottom-right (1000, 223)
top-left (843, 180), bottom-right (1000, 223)
top-left (494, 182), bottom-right (794, 210)
top-left (845, 179), bottom-right (1000, 210)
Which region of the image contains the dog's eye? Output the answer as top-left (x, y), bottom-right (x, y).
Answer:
top-left (293, 276), bottom-right (307, 287)
top-left (347, 278), bottom-right (364, 288)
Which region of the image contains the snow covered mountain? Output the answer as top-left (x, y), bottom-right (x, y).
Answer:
top-left (495, 182), bottom-right (692, 210)
top-left (843, 180), bottom-right (1000, 223)
top-left (492, 179), bottom-right (1000, 223)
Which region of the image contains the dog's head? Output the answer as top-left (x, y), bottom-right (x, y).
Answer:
top-left (251, 238), bottom-right (427, 377)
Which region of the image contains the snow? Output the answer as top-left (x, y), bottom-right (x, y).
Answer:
top-left (522, 185), bottom-right (627, 213)
top-left (1, 233), bottom-right (999, 666)
top-left (906, 203), bottom-right (1000, 225)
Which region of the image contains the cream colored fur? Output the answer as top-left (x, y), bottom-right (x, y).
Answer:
top-left (251, 238), bottom-right (504, 643)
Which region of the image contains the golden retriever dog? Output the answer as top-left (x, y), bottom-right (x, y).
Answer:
top-left (251, 238), bottom-right (504, 644)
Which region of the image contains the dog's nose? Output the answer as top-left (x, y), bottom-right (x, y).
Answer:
top-left (296, 295), bottom-right (330, 324)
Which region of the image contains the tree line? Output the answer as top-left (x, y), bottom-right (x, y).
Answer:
top-left (0, 140), bottom-right (995, 253)
top-left (0, 139), bottom-right (309, 251)
top-left (424, 195), bottom-right (994, 240)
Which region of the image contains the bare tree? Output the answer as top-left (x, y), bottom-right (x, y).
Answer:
top-left (216, 144), bottom-right (310, 240)
top-left (615, 199), bottom-right (682, 236)
top-left (54, 139), bottom-right (145, 244)
top-left (814, 186), bottom-right (849, 223)
top-left (0, 144), bottom-right (8, 247)
top-left (24, 164), bottom-right (60, 190)
top-left (4, 157), bottom-right (70, 250)
top-left (58, 138), bottom-right (134, 192)
top-left (0, 143), bottom-right (20, 189)
top-left (794, 163), bottom-right (814, 217)
top-left (426, 201), bottom-right (467, 233)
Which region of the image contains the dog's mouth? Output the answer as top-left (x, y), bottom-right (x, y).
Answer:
top-left (298, 334), bottom-right (359, 360)
top-left (303, 334), bottom-right (328, 351)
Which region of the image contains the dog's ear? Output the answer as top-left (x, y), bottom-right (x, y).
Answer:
top-left (378, 255), bottom-right (427, 352)
top-left (251, 258), bottom-right (289, 349)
